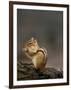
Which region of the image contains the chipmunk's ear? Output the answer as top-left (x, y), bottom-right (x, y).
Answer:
top-left (31, 37), bottom-right (34, 41)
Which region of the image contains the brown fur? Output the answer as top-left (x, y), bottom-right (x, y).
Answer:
top-left (23, 37), bottom-right (48, 70)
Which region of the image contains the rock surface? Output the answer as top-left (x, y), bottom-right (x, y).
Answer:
top-left (17, 60), bottom-right (63, 81)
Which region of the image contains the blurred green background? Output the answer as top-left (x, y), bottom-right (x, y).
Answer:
top-left (17, 9), bottom-right (63, 69)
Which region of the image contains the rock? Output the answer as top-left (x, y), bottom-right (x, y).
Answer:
top-left (17, 61), bottom-right (63, 81)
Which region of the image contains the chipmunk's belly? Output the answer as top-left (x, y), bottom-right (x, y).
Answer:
top-left (32, 52), bottom-right (45, 70)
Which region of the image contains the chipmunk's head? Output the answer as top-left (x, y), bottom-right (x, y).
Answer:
top-left (23, 37), bottom-right (39, 55)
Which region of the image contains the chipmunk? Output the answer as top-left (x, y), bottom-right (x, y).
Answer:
top-left (22, 37), bottom-right (48, 71)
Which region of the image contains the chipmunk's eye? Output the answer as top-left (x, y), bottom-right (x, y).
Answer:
top-left (29, 42), bottom-right (32, 44)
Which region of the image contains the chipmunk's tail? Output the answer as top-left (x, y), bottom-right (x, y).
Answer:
top-left (38, 47), bottom-right (48, 66)
top-left (40, 47), bottom-right (48, 60)
top-left (42, 47), bottom-right (48, 60)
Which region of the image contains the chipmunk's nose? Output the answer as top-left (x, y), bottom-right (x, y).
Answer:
top-left (22, 48), bottom-right (27, 52)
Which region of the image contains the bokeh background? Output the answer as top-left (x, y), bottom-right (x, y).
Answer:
top-left (17, 9), bottom-right (63, 69)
